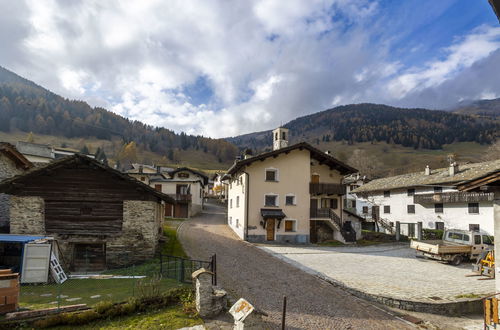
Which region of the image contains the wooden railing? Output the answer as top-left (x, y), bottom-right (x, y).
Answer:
top-left (413, 192), bottom-right (494, 204)
top-left (309, 183), bottom-right (346, 195)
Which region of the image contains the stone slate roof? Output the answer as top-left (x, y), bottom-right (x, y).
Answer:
top-left (0, 143), bottom-right (33, 170)
top-left (353, 159), bottom-right (500, 194)
top-left (227, 142), bottom-right (357, 176)
top-left (16, 141), bottom-right (53, 159)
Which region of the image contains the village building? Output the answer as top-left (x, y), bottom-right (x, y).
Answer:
top-left (343, 173), bottom-right (374, 228)
top-left (0, 154), bottom-right (175, 271)
top-left (211, 172), bottom-right (227, 199)
top-left (0, 143), bottom-right (34, 233)
top-left (225, 127), bottom-right (361, 244)
top-left (150, 168), bottom-right (208, 218)
top-left (353, 160), bottom-right (500, 236)
top-left (126, 163), bottom-right (168, 185)
top-left (16, 141), bottom-right (94, 164)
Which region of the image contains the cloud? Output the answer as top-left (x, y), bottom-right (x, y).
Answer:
top-left (0, 0), bottom-right (499, 138)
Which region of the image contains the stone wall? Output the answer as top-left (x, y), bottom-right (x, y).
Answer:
top-left (9, 196), bottom-right (45, 234)
top-left (0, 153), bottom-right (25, 232)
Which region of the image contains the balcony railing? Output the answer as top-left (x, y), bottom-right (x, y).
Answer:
top-left (309, 183), bottom-right (346, 195)
top-left (310, 207), bottom-right (334, 218)
top-left (413, 192), bottom-right (494, 204)
top-left (168, 194), bottom-right (192, 202)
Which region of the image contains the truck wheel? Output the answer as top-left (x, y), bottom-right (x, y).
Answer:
top-left (450, 255), bottom-right (463, 266)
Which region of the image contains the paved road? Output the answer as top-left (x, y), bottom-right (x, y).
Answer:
top-left (178, 202), bottom-right (412, 329)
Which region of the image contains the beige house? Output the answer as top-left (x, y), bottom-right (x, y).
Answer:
top-left (226, 127), bottom-right (360, 244)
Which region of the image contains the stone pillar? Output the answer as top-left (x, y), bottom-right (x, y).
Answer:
top-left (9, 196), bottom-right (45, 234)
top-left (395, 221), bottom-right (400, 241)
top-left (192, 268), bottom-right (227, 318)
top-left (417, 222), bottom-right (423, 240)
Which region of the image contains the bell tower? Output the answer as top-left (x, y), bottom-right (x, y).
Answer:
top-left (272, 127), bottom-right (289, 150)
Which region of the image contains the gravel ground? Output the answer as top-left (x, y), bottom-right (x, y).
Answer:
top-left (178, 202), bottom-right (413, 330)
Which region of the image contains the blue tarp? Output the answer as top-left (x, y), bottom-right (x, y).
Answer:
top-left (0, 234), bottom-right (47, 243)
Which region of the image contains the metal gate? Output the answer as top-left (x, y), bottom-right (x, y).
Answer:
top-left (159, 254), bottom-right (216, 285)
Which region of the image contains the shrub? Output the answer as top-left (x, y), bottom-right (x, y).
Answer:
top-left (422, 229), bottom-right (443, 240)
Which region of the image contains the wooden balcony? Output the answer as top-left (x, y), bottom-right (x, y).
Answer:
top-left (413, 192), bottom-right (494, 204)
top-left (309, 183), bottom-right (346, 195)
top-left (168, 194), bottom-right (192, 202)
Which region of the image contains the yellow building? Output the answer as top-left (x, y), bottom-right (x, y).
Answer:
top-left (226, 127), bottom-right (360, 244)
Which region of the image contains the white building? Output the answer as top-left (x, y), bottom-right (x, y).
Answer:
top-left (343, 173), bottom-right (374, 225)
top-left (353, 160), bottom-right (500, 236)
top-left (225, 127), bottom-right (362, 244)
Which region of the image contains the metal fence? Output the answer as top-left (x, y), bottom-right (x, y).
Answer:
top-left (159, 253), bottom-right (216, 285)
top-left (18, 253), bottom-right (217, 312)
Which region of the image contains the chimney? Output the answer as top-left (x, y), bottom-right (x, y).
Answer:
top-left (272, 127), bottom-right (289, 151)
top-left (449, 162), bottom-right (458, 176)
top-left (139, 165), bottom-right (143, 174)
top-left (424, 165), bottom-right (430, 176)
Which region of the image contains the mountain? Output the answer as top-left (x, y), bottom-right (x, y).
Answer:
top-left (451, 98), bottom-right (500, 118)
top-left (0, 66), bottom-right (237, 168)
top-left (228, 103), bottom-right (499, 152)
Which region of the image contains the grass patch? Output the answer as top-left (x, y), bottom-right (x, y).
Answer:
top-left (20, 278), bottom-right (184, 310)
top-left (455, 293), bottom-right (483, 299)
top-left (162, 225), bottom-right (187, 257)
top-left (49, 304), bottom-right (203, 330)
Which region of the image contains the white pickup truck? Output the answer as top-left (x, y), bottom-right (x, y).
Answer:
top-left (410, 229), bottom-right (493, 265)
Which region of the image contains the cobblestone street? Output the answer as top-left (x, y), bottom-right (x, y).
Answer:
top-left (178, 202), bottom-right (412, 329)
top-left (258, 244), bottom-right (494, 304)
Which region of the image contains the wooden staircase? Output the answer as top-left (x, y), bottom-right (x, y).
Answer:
top-left (312, 208), bottom-right (356, 242)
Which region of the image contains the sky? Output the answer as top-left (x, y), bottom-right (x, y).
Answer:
top-left (1, 0), bottom-right (499, 138)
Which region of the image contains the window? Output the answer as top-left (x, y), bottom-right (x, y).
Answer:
top-left (469, 224), bottom-right (480, 231)
top-left (229, 216), bottom-right (232, 225)
top-left (468, 203), bottom-right (479, 214)
top-left (285, 195), bottom-right (296, 205)
top-left (383, 205), bottom-right (390, 214)
top-left (435, 222), bottom-right (444, 230)
top-left (282, 131), bottom-right (286, 140)
top-left (140, 176), bottom-right (146, 181)
top-left (407, 205), bottom-right (415, 214)
top-left (178, 172), bottom-right (190, 178)
top-left (383, 190), bottom-right (390, 198)
top-left (463, 234), bottom-right (470, 242)
top-left (474, 235), bottom-right (481, 244)
top-left (265, 169), bottom-right (278, 181)
top-left (284, 220), bottom-right (296, 232)
top-left (154, 184), bottom-right (162, 192)
top-left (236, 196), bottom-right (240, 208)
top-left (236, 219), bottom-right (239, 228)
top-left (407, 188), bottom-right (415, 196)
top-left (362, 206), bottom-right (368, 214)
top-left (230, 199), bottom-right (233, 208)
top-left (265, 195), bottom-right (278, 206)
top-left (434, 186), bottom-right (442, 193)
top-left (275, 132), bottom-right (278, 140)
top-left (483, 235), bottom-right (493, 245)
top-left (434, 203), bottom-right (443, 213)
top-left (322, 198), bottom-right (338, 209)
top-left (351, 200), bottom-right (356, 208)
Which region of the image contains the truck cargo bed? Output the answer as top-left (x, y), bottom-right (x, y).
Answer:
top-left (410, 240), bottom-right (471, 255)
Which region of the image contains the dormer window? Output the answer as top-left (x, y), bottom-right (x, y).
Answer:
top-left (265, 168), bottom-right (278, 182)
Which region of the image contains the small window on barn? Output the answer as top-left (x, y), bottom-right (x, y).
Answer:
top-left (178, 172), bottom-right (190, 179)
top-left (383, 190), bottom-right (390, 198)
top-left (80, 207), bottom-right (92, 215)
top-left (468, 203), bottom-right (479, 214)
top-left (435, 203), bottom-right (443, 213)
top-left (383, 205), bottom-right (390, 214)
top-left (407, 205), bottom-right (415, 214)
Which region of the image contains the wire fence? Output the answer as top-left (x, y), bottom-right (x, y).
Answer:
top-left (18, 253), bottom-right (216, 312)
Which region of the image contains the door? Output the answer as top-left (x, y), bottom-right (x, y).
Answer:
top-left (21, 243), bottom-right (52, 283)
top-left (311, 174), bottom-right (320, 184)
top-left (372, 206), bottom-right (380, 220)
top-left (266, 219), bottom-right (275, 241)
top-left (72, 243), bottom-right (106, 272)
top-left (174, 204), bottom-right (189, 218)
top-left (310, 199), bottom-right (318, 217)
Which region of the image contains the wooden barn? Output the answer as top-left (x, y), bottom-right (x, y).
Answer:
top-left (0, 154), bottom-right (175, 271)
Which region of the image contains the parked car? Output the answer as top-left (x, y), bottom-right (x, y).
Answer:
top-left (410, 229), bottom-right (493, 265)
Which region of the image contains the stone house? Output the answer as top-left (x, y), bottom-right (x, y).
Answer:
top-left (225, 127), bottom-right (360, 244)
top-left (353, 160), bottom-right (500, 236)
top-left (0, 143), bottom-right (34, 233)
top-left (0, 154), bottom-right (175, 271)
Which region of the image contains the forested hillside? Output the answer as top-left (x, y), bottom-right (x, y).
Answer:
top-left (0, 66), bottom-right (237, 166)
top-left (452, 98), bottom-right (500, 118)
top-left (229, 103), bottom-right (499, 151)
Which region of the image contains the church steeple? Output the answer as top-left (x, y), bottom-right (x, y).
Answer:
top-left (272, 127), bottom-right (289, 150)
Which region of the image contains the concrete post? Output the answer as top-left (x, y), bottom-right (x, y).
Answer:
top-left (395, 221), bottom-right (400, 241)
top-left (417, 222), bottom-right (423, 240)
